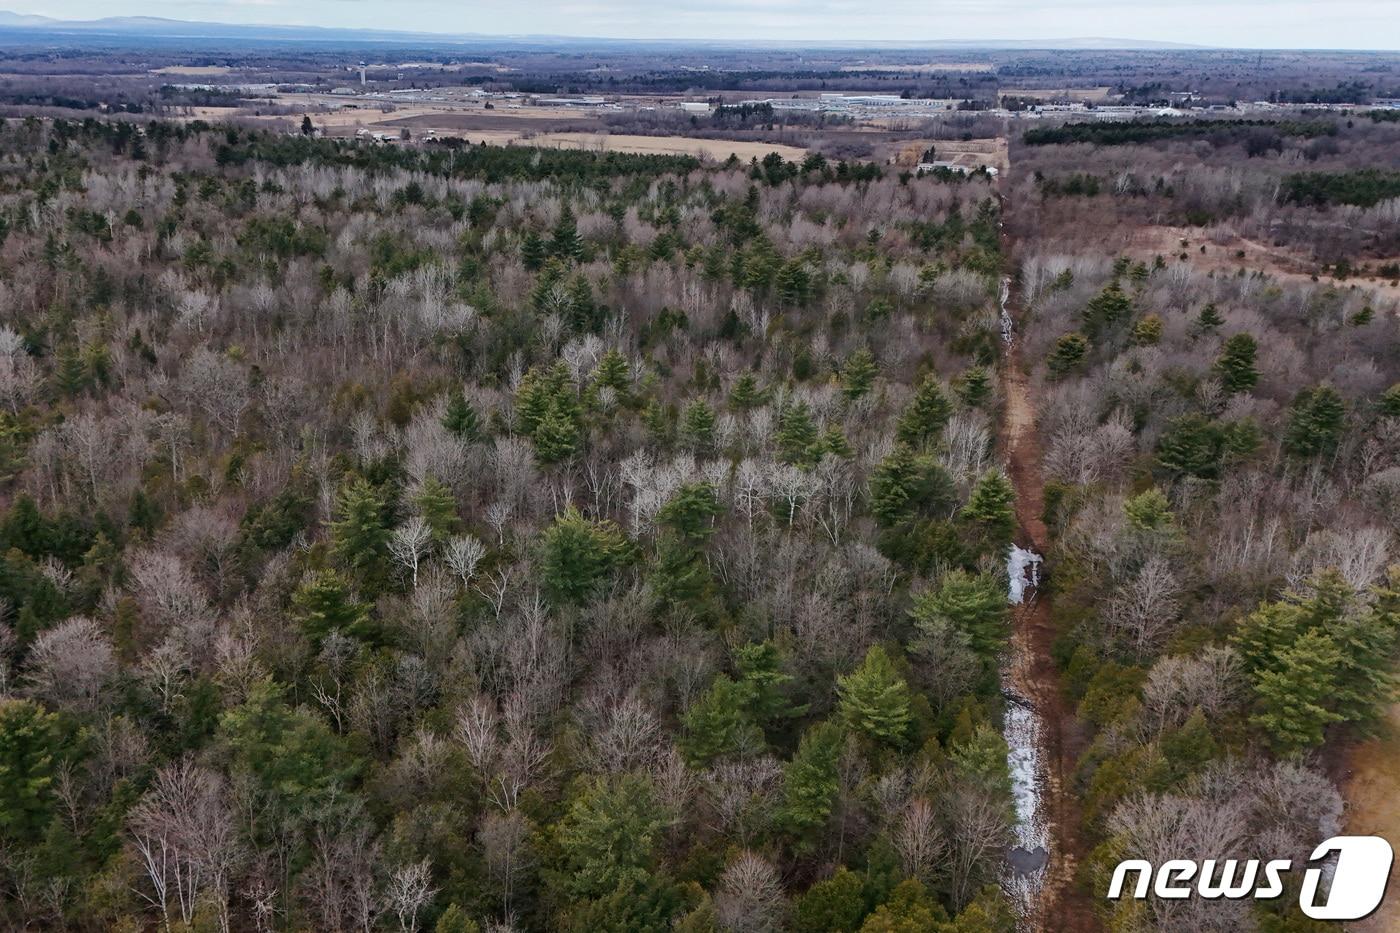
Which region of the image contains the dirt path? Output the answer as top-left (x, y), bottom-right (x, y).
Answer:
top-left (997, 197), bottom-right (1100, 933)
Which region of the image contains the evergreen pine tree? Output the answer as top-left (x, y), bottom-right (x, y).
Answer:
top-left (412, 476), bottom-right (460, 541)
top-left (841, 348), bottom-right (878, 400)
top-left (291, 569), bottom-right (372, 642)
top-left (330, 478), bottom-right (391, 590)
top-left (553, 775), bottom-right (667, 900)
top-left (550, 205), bottom-right (584, 262)
top-left (780, 721), bottom-right (843, 849)
top-left (0, 699), bottom-right (73, 845)
top-left (961, 469), bottom-right (1016, 546)
top-left (728, 372), bottom-right (763, 410)
top-left (908, 570), bottom-right (1008, 662)
top-left (681, 675), bottom-right (763, 765)
top-left (1081, 281), bottom-right (1133, 337)
top-left (1156, 414), bottom-right (1224, 480)
top-left (521, 230), bottom-right (546, 271)
top-left (434, 905), bottom-right (480, 933)
top-left (1283, 384), bottom-right (1346, 459)
top-left (955, 365), bottom-right (992, 408)
top-left (568, 275), bottom-right (601, 333)
top-left (1047, 332), bottom-right (1089, 379)
top-left (1379, 383), bottom-right (1400, 418)
top-left (791, 865), bottom-right (865, 932)
top-left (1123, 486), bottom-right (1173, 531)
top-left (896, 375), bottom-right (951, 448)
top-left (819, 425), bottom-right (853, 459)
top-left (735, 641), bottom-right (805, 731)
top-left (1215, 333), bottom-right (1260, 394)
top-left (539, 507), bottom-right (630, 604)
top-left (777, 403), bottom-right (821, 466)
top-left (593, 349), bottom-right (633, 402)
top-left (1132, 313), bottom-right (1163, 346)
top-left (837, 645), bottom-right (913, 749)
top-left (442, 392), bottom-right (481, 441)
top-left (642, 399), bottom-right (674, 448)
top-left (680, 399), bottom-right (717, 455)
top-left (1195, 302), bottom-right (1224, 333)
top-left (1249, 628), bottom-right (1344, 754)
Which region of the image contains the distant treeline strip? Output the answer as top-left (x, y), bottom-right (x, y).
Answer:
top-left (1281, 169), bottom-right (1400, 208)
top-left (209, 128), bottom-right (702, 183)
top-left (1023, 118), bottom-right (1337, 147)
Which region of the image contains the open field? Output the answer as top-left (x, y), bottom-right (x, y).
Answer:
top-left (1125, 225), bottom-right (1400, 301)
top-left (149, 64), bottom-right (237, 76)
top-left (516, 132), bottom-right (806, 160)
top-left (188, 93), bottom-right (814, 161)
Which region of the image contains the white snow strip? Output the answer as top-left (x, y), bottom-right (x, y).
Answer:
top-left (1005, 699), bottom-right (1047, 852)
top-left (999, 274), bottom-right (1014, 345)
top-left (1007, 544), bottom-right (1042, 605)
top-left (1001, 541), bottom-right (1050, 914)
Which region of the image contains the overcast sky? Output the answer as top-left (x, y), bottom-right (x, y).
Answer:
top-left (24, 0), bottom-right (1400, 49)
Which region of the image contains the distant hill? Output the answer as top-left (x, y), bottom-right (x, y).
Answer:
top-left (0, 11), bottom-right (1206, 49)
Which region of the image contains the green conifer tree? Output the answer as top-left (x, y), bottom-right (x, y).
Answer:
top-left (837, 645), bottom-right (913, 749)
top-left (841, 348), bottom-right (878, 400)
top-left (960, 470), bottom-right (1016, 547)
top-left (1215, 333), bottom-right (1260, 394)
top-left (896, 376), bottom-right (951, 448)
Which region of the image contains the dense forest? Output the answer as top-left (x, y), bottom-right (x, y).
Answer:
top-left (0, 117), bottom-right (1026, 932)
top-left (3, 67), bottom-right (1400, 929)
top-left (1015, 214), bottom-right (1400, 929)
top-left (1021, 118), bottom-right (1337, 148)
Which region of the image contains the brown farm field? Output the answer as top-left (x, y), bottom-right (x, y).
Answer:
top-left (199, 94), bottom-right (811, 161)
top-left (149, 65), bottom-right (238, 76)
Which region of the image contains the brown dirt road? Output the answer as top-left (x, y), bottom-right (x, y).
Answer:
top-left (998, 193), bottom-right (1101, 933)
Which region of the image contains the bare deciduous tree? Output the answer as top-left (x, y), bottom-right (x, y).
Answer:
top-left (715, 851), bottom-right (784, 933)
top-left (25, 616), bottom-right (115, 712)
top-left (389, 516), bottom-right (434, 588)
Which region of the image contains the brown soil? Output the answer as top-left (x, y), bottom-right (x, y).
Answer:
top-left (998, 193), bottom-right (1101, 933)
top-left (1341, 705), bottom-right (1400, 933)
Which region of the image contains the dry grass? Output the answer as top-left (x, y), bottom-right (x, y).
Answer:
top-left (150, 65), bottom-right (236, 76)
top-left (184, 106), bottom-right (246, 120)
top-left (1345, 706), bottom-right (1400, 932)
top-left (518, 132), bottom-right (805, 161)
top-left (1123, 225), bottom-right (1400, 303)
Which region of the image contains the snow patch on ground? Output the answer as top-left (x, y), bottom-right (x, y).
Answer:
top-left (999, 275), bottom-right (1014, 345)
top-left (1007, 544), bottom-right (1042, 605)
top-left (1001, 542), bottom-right (1050, 913)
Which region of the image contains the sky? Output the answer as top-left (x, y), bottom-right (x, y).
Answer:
top-left (22, 0), bottom-right (1400, 49)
